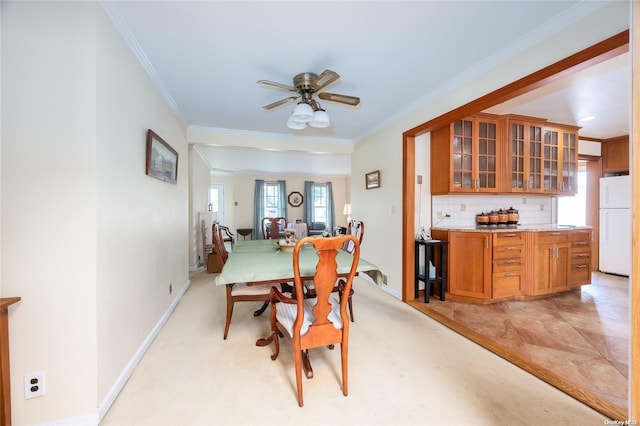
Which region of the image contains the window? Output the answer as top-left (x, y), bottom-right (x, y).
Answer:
top-left (264, 181), bottom-right (281, 218)
top-left (313, 184), bottom-right (328, 223)
top-left (557, 162), bottom-right (587, 226)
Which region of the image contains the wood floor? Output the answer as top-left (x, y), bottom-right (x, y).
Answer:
top-left (408, 271), bottom-right (628, 420)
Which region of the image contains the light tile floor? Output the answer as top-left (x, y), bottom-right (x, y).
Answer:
top-left (420, 272), bottom-right (629, 413)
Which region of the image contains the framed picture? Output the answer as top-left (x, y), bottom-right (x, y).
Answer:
top-left (288, 191), bottom-right (304, 207)
top-left (146, 129), bottom-right (178, 184)
top-left (365, 170), bottom-right (380, 189)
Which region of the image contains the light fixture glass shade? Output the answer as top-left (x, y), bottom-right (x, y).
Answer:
top-left (287, 114), bottom-right (307, 129)
top-left (291, 102), bottom-right (314, 122)
top-left (309, 109), bottom-right (330, 128)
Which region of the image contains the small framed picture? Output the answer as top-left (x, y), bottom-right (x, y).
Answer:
top-left (146, 129), bottom-right (178, 184)
top-left (365, 170), bottom-right (380, 189)
top-left (288, 191), bottom-right (304, 207)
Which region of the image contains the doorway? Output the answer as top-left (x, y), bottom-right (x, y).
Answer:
top-left (210, 183), bottom-right (225, 225)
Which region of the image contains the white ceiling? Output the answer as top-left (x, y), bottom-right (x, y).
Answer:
top-left (103, 1), bottom-right (629, 175)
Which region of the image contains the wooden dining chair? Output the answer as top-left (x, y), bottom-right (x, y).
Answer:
top-left (303, 220), bottom-right (364, 322)
top-left (215, 223), bottom-right (274, 340)
top-left (261, 217), bottom-right (286, 239)
top-left (259, 235), bottom-right (360, 407)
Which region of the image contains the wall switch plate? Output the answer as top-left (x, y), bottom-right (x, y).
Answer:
top-left (25, 371), bottom-right (45, 399)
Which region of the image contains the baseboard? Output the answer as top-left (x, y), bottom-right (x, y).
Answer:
top-left (96, 278), bottom-right (191, 422)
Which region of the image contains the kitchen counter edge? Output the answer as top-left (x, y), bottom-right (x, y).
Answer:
top-left (430, 224), bottom-right (592, 233)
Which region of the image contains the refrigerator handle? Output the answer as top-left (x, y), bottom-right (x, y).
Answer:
top-left (603, 211), bottom-right (608, 243)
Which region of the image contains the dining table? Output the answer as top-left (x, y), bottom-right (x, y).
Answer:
top-left (215, 238), bottom-right (382, 377)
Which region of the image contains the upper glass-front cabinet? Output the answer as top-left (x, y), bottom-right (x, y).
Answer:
top-left (431, 114), bottom-right (577, 196)
top-left (507, 118), bottom-right (578, 195)
top-left (449, 115), bottom-right (499, 193)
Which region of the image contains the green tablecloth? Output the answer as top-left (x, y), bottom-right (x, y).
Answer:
top-left (215, 239), bottom-right (381, 285)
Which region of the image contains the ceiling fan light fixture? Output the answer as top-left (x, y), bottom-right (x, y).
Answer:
top-left (309, 108), bottom-right (330, 128)
top-left (286, 114), bottom-right (307, 129)
top-left (291, 102), bottom-right (314, 122)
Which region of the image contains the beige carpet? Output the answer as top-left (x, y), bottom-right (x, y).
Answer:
top-left (100, 271), bottom-right (605, 426)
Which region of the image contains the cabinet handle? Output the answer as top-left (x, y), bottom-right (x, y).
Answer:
top-left (576, 253), bottom-right (589, 257)
top-left (505, 259), bottom-right (518, 264)
top-left (505, 246), bottom-right (517, 251)
top-left (550, 232), bottom-right (560, 236)
top-left (505, 273), bottom-right (517, 277)
top-left (505, 233), bottom-right (517, 237)
top-left (576, 264), bottom-right (588, 269)
top-left (575, 241), bottom-right (587, 246)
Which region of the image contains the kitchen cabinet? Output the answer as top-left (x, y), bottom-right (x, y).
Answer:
top-left (492, 231), bottom-right (525, 299)
top-left (434, 114), bottom-right (578, 195)
top-left (569, 229), bottom-right (592, 287)
top-left (506, 117), bottom-right (545, 192)
top-left (601, 135), bottom-right (629, 173)
top-left (432, 227), bottom-right (590, 304)
top-left (447, 231), bottom-right (492, 301)
top-left (530, 231), bottom-right (571, 295)
top-left (431, 114), bottom-right (501, 194)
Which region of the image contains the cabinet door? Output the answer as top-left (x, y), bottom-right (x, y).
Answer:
top-left (450, 116), bottom-right (499, 193)
top-left (451, 118), bottom-right (474, 191)
top-left (508, 120), bottom-right (544, 193)
top-left (542, 128), bottom-right (560, 193)
top-left (560, 130), bottom-right (577, 194)
top-left (533, 242), bottom-right (571, 295)
top-left (476, 119), bottom-right (499, 192)
top-left (527, 123), bottom-right (544, 191)
top-left (448, 232), bottom-right (492, 299)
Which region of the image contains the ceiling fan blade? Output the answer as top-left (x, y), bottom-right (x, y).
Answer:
top-left (262, 96), bottom-right (298, 110)
top-left (257, 79), bottom-right (297, 92)
top-left (318, 92), bottom-right (360, 106)
top-left (310, 70), bottom-right (340, 90)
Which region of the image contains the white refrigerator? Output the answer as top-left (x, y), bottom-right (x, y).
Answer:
top-left (599, 175), bottom-right (631, 276)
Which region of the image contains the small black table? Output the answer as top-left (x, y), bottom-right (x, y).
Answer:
top-left (236, 228), bottom-right (253, 240)
top-left (414, 239), bottom-right (448, 303)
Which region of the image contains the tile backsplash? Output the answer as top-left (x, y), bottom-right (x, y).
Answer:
top-left (431, 194), bottom-right (553, 227)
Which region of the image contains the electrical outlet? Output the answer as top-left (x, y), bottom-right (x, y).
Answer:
top-left (25, 371), bottom-right (45, 399)
top-left (540, 204), bottom-right (545, 211)
top-left (437, 211), bottom-right (444, 219)
top-left (460, 204), bottom-right (466, 211)
top-left (522, 198), bottom-right (527, 204)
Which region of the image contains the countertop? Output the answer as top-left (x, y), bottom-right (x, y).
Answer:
top-left (431, 224), bottom-right (592, 233)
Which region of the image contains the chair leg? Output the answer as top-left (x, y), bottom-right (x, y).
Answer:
top-left (253, 300), bottom-right (269, 316)
top-left (223, 298), bottom-right (234, 340)
top-left (348, 295), bottom-right (354, 322)
top-left (295, 349), bottom-right (304, 407)
top-left (341, 342), bottom-right (349, 396)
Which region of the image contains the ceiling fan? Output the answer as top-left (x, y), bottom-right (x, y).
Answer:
top-left (258, 69), bottom-right (360, 129)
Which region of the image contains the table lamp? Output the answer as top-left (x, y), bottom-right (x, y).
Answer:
top-left (343, 203), bottom-right (352, 223)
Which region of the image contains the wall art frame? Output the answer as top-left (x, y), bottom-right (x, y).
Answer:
top-left (365, 170), bottom-right (380, 189)
top-left (146, 129), bottom-right (178, 184)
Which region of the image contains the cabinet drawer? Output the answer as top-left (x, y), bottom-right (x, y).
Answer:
top-left (571, 240), bottom-right (590, 249)
top-left (493, 257), bottom-right (525, 271)
top-left (534, 231), bottom-right (570, 244)
top-left (493, 244), bottom-right (525, 259)
top-left (493, 271), bottom-right (523, 299)
top-left (571, 251), bottom-right (590, 261)
top-left (493, 232), bottom-right (524, 245)
top-left (571, 229), bottom-right (592, 242)
top-left (570, 263), bottom-right (591, 283)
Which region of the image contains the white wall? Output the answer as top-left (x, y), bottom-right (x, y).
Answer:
top-left (1, 2), bottom-right (188, 424)
top-left (221, 173), bottom-right (350, 239)
top-left (2, 2), bottom-right (99, 423)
